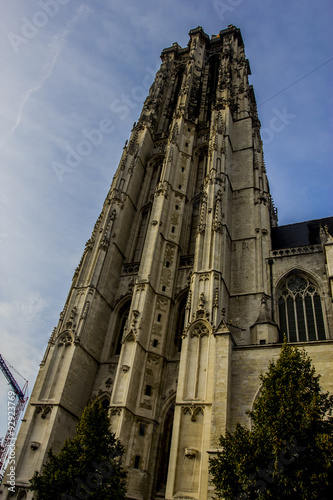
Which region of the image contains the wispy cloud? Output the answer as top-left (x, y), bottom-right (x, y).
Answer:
top-left (0, 3), bottom-right (92, 149)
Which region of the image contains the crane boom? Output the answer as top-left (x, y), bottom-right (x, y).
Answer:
top-left (0, 354), bottom-right (28, 484)
top-left (0, 355), bottom-right (25, 400)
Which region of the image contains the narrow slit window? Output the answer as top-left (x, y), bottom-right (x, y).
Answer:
top-left (145, 385), bottom-right (152, 396)
top-left (139, 424), bottom-right (146, 436)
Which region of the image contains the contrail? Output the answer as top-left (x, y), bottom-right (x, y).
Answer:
top-left (0, 3), bottom-right (91, 150)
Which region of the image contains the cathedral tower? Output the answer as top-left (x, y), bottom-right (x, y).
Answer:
top-left (3, 25), bottom-right (333, 500)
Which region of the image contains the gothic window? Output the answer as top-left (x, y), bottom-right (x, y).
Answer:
top-left (278, 273), bottom-right (326, 342)
top-left (139, 423), bottom-right (146, 436)
top-left (206, 55), bottom-right (220, 122)
top-left (195, 152), bottom-right (207, 195)
top-left (169, 68), bottom-right (184, 111)
top-left (185, 321), bottom-right (210, 399)
top-left (133, 208), bottom-right (150, 262)
top-left (188, 197), bottom-right (200, 255)
top-left (101, 397), bottom-right (109, 410)
top-left (155, 403), bottom-right (175, 495)
top-left (113, 300), bottom-right (131, 355)
top-left (164, 68), bottom-right (184, 131)
top-left (174, 294), bottom-right (187, 352)
top-left (146, 162), bottom-right (162, 203)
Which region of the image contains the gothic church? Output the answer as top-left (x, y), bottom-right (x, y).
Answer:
top-left (3, 25), bottom-right (333, 500)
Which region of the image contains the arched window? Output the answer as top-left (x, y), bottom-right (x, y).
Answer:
top-left (133, 208), bottom-right (150, 262)
top-left (188, 197), bottom-right (200, 255)
top-left (164, 68), bottom-right (185, 131)
top-left (146, 161), bottom-right (162, 203)
top-left (174, 293), bottom-right (187, 352)
top-left (277, 273), bottom-right (326, 342)
top-left (113, 300), bottom-right (131, 355)
top-left (206, 55), bottom-right (220, 122)
top-left (155, 403), bottom-right (175, 495)
top-left (100, 397), bottom-right (109, 410)
top-left (195, 151), bottom-right (207, 195)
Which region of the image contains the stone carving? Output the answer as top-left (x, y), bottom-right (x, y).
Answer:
top-left (213, 191), bottom-right (223, 233)
top-left (85, 238), bottom-right (95, 251)
top-left (152, 324), bottom-right (163, 337)
top-left (179, 256), bottom-right (194, 268)
top-left (128, 278), bottom-right (135, 292)
top-left (198, 196), bottom-right (207, 234)
top-left (147, 353), bottom-right (161, 365)
top-left (92, 211), bottom-right (103, 238)
top-left (156, 296), bottom-right (169, 310)
top-left (107, 188), bottom-right (124, 208)
top-left (271, 245), bottom-right (322, 258)
top-left (171, 123), bottom-right (179, 143)
top-left (155, 180), bottom-right (169, 198)
top-left (121, 263), bottom-right (140, 275)
top-left (221, 136), bottom-right (226, 154)
top-left (181, 404), bottom-right (204, 421)
top-left (217, 111), bottom-right (225, 135)
top-left (35, 405), bottom-right (52, 419)
top-left (213, 133), bottom-right (218, 151)
top-left (199, 273), bottom-right (209, 281)
top-left (59, 304), bottom-right (67, 321)
top-left (65, 306), bottom-right (77, 330)
top-left (184, 448), bottom-right (197, 458)
top-left (185, 290), bottom-right (192, 310)
top-left (124, 331), bottom-right (136, 343)
top-left (57, 332), bottom-right (73, 347)
top-left (110, 407), bottom-right (121, 416)
top-left (165, 243), bottom-right (175, 264)
top-left (128, 130), bottom-right (139, 155)
top-left (198, 293), bottom-right (205, 310)
top-left (99, 235), bottom-right (109, 251)
top-left (50, 327), bottom-right (57, 343)
top-left (128, 158), bottom-right (136, 174)
top-left (213, 288), bottom-right (219, 308)
top-left (320, 224), bottom-right (333, 244)
top-left (190, 322), bottom-right (209, 338)
top-left (105, 377), bottom-right (113, 389)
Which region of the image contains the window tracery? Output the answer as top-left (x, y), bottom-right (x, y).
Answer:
top-left (278, 273), bottom-right (326, 342)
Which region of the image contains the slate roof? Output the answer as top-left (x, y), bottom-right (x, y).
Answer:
top-left (271, 216), bottom-right (333, 250)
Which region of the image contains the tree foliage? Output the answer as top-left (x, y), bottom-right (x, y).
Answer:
top-left (30, 399), bottom-right (127, 499)
top-left (210, 340), bottom-right (333, 499)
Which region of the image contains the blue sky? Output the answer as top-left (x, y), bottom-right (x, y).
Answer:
top-left (0, 0), bottom-right (332, 438)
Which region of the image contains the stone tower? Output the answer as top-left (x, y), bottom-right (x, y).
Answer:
top-left (3, 25), bottom-right (333, 500)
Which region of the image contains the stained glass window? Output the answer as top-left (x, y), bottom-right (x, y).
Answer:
top-left (278, 273), bottom-right (326, 342)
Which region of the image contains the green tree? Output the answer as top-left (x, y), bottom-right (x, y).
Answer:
top-left (30, 399), bottom-right (127, 499)
top-left (209, 340), bottom-right (333, 499)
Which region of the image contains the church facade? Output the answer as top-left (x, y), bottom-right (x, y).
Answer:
top-left (2, 25), bottom-right (333, 500)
